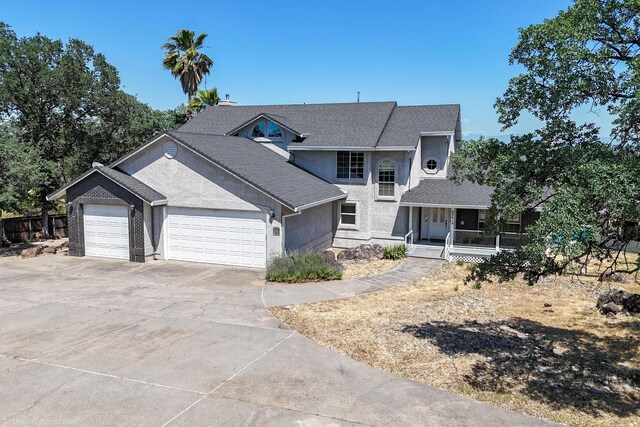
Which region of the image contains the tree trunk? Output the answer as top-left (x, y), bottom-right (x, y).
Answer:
top-left (0, 213), bottom-right (9, 247)
top-left (40, 205), bottom-right (50, 239)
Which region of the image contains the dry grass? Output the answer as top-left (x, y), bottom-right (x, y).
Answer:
top-left (272, 256), bottom-right (640, 426)
top-left (341, 258), bottom-right (402, 279)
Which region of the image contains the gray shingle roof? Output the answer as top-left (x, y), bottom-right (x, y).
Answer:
top-left (377, 105), bottom-right (460, 148)
top-left (167, 131), bottom-right (346, 210)
top-left (401, 179), bottom-right (494, 207)
top-left (178, 102), bottom-right (398, 148)
top-left (98, 167), bottom-right (167, 204)
top-left (47, 166), bottom-right (167, 204)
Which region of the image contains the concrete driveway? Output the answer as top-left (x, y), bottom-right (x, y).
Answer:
top-left (0, 254), bottom-right (551, 426)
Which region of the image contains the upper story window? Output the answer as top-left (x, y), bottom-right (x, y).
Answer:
top-left (424, 157), bottom-right (439, 173)
top-left (377, 159), bottom-right (396, 197)
top-left (337, 152), bottom-right (364, 180)
top-left (251, 120), bottom-right (283, 140)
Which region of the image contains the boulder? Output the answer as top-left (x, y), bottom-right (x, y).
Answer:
top-left (54, 241), bottom-right (69, 251)
top-left (600, 302), bottom-right (624, 315)
top-left (625, 294), bottom-right (640, 313)
top-left (597, 288), bottom-right (640, 314)
top-left (43, 246), bottom-right (57, 254)
top-left (337, 244), bottom-right (384, 261)
top-left (600, 271), bottom-right (628, 283)
top-left (597, 289), bottom-right (629, 308)
top-left (20, 246), bottom-right (43, 258)
top-left (322, 250), bottom-right (337, 262)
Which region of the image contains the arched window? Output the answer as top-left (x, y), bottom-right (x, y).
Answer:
top-left (251, 122), bottom-right (265, 138)
top-left (378, 159), bottom-right (396, 197)
top-left (251, 120), bottom-right (282, 140)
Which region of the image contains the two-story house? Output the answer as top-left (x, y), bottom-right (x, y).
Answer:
top-left (48, 101), bottom-right (534, 267)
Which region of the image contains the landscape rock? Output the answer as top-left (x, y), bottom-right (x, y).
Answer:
top-left (597, 288), bottom-right (640, 314)
top-left (600, 302), bottom-right (624, 315)
top-left (322, 250), bottom-right (337, 262)
top-left (55, 241), bottom-right (69, 250)
top-left (43, 246), bottom-right (57, 254)
top-left (337, 244), bottom-right (384, 261)
top-left (20, 246), bottom-right (43, 258)
top-left (600, 271), bottom-right (628, 283)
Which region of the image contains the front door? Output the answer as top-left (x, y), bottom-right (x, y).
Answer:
top-left (420, 207), bottom-right (449, 240)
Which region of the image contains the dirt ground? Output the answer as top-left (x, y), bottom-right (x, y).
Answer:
top-left (272, 257), bottom-right (640, 426)
top-left (0, 238), bottom-right (68, 258)
top-left (341, 258), bottom-right (402, 279)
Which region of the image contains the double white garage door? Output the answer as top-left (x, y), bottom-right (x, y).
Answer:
top-left (166, 207), bottom-right (267, 268)
top-left (83, 205), bottom-right (267, 268)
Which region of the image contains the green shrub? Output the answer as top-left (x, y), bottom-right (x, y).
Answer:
top-left (266, 251), bottom-right (343, 283)
top-left (383, 243), bottom-right (407, 260)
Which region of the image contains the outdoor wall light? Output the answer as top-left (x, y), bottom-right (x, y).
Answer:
top-left (269, 210), bottom-right (275, 218)
top-left (66, 202), bottom-right (73, 215)
top-left (129, 204), bottom-right (135, 215)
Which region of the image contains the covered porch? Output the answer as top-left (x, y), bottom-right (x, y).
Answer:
top-left (400, 179), bottom-right (528, 261)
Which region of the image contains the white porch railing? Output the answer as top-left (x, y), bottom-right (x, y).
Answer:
top-left (444, 232), bottom-right (452, 260)
top-left (405, 229), bottom-right (414, 252)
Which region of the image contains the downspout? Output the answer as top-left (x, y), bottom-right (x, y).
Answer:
top-left (150, 206), bottom-right (157, 260)
top-left (407, 150), bottom-right (412, 190)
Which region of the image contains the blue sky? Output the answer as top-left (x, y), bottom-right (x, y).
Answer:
top-left (3, 0), bottom-right (610, 136)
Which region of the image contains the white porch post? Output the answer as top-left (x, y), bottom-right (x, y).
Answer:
top-left (450, 209), bottom-right (455, 243)
top-left (408, 207), bottom-right (413, 243)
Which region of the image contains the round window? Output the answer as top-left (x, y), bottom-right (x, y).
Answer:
top-left (426, 159), bottom-right (438, 170)
top-left (163, 141), bottom-right (178, 159)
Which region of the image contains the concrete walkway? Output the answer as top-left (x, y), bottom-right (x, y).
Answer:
top-left (262, 257), bottom-right (443, 306)
top-left (0, 254), bottom-right (554, 426)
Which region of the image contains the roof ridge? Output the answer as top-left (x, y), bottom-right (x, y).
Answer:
top-left (210, 101), bottom-right (398, 108)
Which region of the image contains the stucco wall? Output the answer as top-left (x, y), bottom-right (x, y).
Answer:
top-left (65, 173), bottom-right (146, 262)
top-left (284, 203), bottom-right (333, 253)
top-left (420, 135), bottom-right (449, 178)
top-left (118, 136), bottom-right (284, 261)
top-left (293, 150), bottom-right (411, 248)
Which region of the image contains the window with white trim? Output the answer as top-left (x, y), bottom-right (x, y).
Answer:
top-left (339, 202), bottom-right (357, 226)
top-left (504, 213), bottom-right (521, 233)
top-left (377, 159), bottom-right (396, 197)
top-left (337, 152), bottom-right (364, 180)
top-left (251, 120), bottom-right (283, 140)
top-left (424, 158), bottom-right (438, 172)
top-left (478, 209), bottom-right (487, 230)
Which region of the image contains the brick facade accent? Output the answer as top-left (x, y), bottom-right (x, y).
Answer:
top-left (66, 173), bottom-right (146, 262)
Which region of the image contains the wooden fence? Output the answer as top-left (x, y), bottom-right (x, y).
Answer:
top-left (2, 214), bottom-right (68, 243)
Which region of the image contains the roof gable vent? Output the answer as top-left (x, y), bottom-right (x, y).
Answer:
top-left (163, 141), bottom-right (178, 159)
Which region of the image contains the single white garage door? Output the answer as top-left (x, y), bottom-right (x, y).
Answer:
top-left (83, 204), bottom-right (130, 259)
top-left (167, 207), bottom-right (267, 268)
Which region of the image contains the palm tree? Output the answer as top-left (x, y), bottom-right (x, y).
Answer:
top-left (162, 30), bottom-right (213, 101)
top-left (188, 88), bottom-right (220, 113)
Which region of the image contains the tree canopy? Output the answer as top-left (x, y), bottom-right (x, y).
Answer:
top-left (162, 29), bottom-right (213, 102)
top-left (452, 0), bottom-right (640, 284)
top-left (188, 88), bottom-right (220, 113)
top-left (0, 23), bottom-right (179, 236)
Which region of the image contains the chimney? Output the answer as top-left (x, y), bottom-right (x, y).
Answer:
top-left (218, 93), bottom-right (237, 106)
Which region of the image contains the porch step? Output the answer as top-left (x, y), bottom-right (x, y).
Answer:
top-left (408, 245), bottom-right (445, 259)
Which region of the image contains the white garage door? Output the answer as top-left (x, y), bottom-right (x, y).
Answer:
top-left (167, 207), bottom-right (267, 268)
top-left (83, 204), bottom-right (130, 260)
